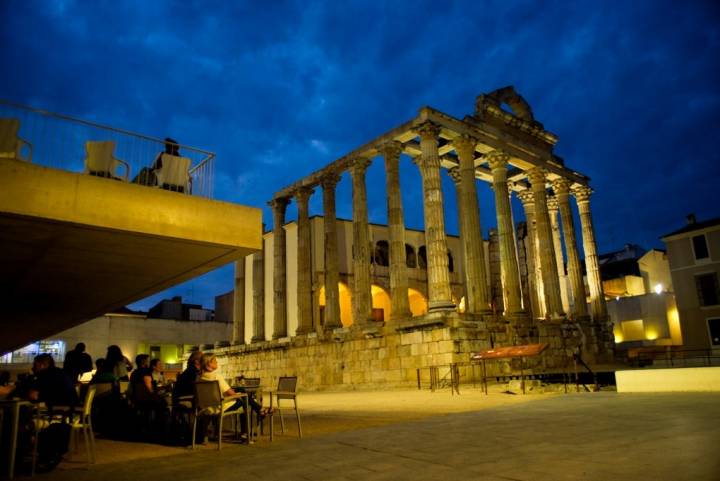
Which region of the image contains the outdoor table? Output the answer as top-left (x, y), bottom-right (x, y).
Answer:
top-left (0, 398), bottom-right (32, 479)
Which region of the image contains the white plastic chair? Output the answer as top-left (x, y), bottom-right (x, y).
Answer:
top-left (84, 140), bottom-right (129, 180)
top-left (70, 385), bottom-right (97, 466)
top-left (0, 118), bottom-right (32, 162)
top-left (155, 153), bottom-right (191, 192)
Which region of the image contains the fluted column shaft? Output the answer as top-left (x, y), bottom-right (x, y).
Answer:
top-left (232, 260), bottom-right (245, 344)
top-left (270, 198), bottom-right (289, 338)
top-left (487, 151), bottom-right (524, 315)
top-left (295, 187), bottom-right (314, 334)
top-left (527, 168), bottom-right (565, 319)
top-left (415, 122), bottom-right (455, 312)
top-left (547, 196), bottom-right (571, 314)
top-left (383, 142), bottom-right (411, 320)
top-left (322, 173), bottom-right (342, 329)
top-left (553, 179), bottom-right (589, 319)
top-left (517, 191), bottom-right (542, 319)
top-left (251, 250), bottom-right (265, 342)
top-left (351, 158), bottom-right (373, 326)
top-left (453, 136), bottom-right (491, 314)
top-left (573, 186), bottom-right (607, 321)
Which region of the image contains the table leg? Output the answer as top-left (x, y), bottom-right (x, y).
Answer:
top-left (8, 402), bottom-right (20, 479)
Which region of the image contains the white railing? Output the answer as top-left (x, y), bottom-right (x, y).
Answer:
top-left (0, 99), bottom-right (215, 198)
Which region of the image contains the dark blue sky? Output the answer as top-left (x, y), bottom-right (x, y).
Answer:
top-left (3, 0), bottom-right (719, 311)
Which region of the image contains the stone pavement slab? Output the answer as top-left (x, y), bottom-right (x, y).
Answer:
top-left (35, 392), bottom-right (720, 481)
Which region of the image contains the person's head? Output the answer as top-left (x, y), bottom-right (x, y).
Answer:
top-left (135, 354), bottom-right (150, 369)
top-left (32, 353), bottom-right (55, 374)
top-left (95, 358), bottom-right (105, 371)
top-left (164, 137), bottom-right (179, 156)
top-left (150, 358), bottom-right (163, 372)
top-left (202, 353), bottom-right (217, 373)
top-left (74, 342), bottom-right (86, 353)
top-left (106, 345), bottom-right (122, 362)
top-left (187, 351), bottom-right (203, 370)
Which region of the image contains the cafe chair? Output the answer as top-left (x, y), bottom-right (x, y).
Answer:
top-left (84, 140), bottom-right (129, 180)
top-left (0, 118), bottom-right (32, 162)
top-left (267, 376), bottom-right (301, 440)
top-left (69, 385), bottom-right (97, 466)
top-left (155, 153), bottom-right (191, 193)
top-left (191, 381), bottom-right (246, 451)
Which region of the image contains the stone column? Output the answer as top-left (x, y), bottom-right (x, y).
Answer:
top-left (270, 197), bottom-right (289, 339)
top-left (251, 250), bottom-right (265, 342)
top-left (552, 179), bottom-right (589, 319)
top-left (488, 228), bottom-right (504, 314)
top-left (487, 151), bottom-right (524, 316)
top-left (547, 195), bottom-right (571, 314)
top-left (294, 187), bottom-right (314, 335)
top-left (350, 157), bottom-right (374, 327)
top-left (517, 190), bottom-right (542, 320)
top-left (527, 168), bottom-right (565, 319)
top-left (572, 185), bottom-right (607, 322)
top-left (232, 260), bottom-right (245, 344)
top-left (414, 122), bottom-right (455, 312)
top-left (383, 141), bottom-right (411, 321)
top-left (322, 172), bottom-right (343, 329)
top-left (453, 135), bottom-right (491, 315)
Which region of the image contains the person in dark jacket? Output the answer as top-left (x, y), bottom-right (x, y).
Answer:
top-left (63, 342), bottom-right (93, 382)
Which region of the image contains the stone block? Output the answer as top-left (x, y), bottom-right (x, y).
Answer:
top-left (401, 330), bottom-right (423, 345)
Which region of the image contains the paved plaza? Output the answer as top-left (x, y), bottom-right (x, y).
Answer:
top-left (42, 389), bottom-right (720, 481)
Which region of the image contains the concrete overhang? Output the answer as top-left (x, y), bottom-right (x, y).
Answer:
top-left (0, 160), bottom-right (262, 353)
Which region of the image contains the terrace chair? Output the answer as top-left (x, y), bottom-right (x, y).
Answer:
top-left (69, 385), bottom-right (97, 466)
top-left (155, 153), bottom-right (191, 193)
top-left (267, 376), bottom-right (301, 440)
top-left (0, 118), bottom-right (32, 162)
top-left (84, 140), bottom-right (129, 180)
top-left (191, 380), bottom-right (249, 450)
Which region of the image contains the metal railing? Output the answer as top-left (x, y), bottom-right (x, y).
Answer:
top-left (0, 99), bottom-right (215, 198)
top-left (628, 348), bottom-right (720, 368)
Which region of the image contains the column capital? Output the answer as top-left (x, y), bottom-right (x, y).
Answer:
top-left (452, 135), bottom-right (478, 160)
top-left (380, 140), bottom-right (403, 160)
top-left (547, 194), bottom-right (559, 212)
top-left (516, 189), bottom-right (534, 206)
top-left (551, 177), bottom-right (572, 196)
top-left (350, 156), bottom-right (372, 177)
top-left (572, 185), bottom-right (593, 203)
top-left (447, 167), bottom-right (462, 184)
top-left (268, 196), bottom-right (290, 212)
top-left (293, 186), bottom-right (314, 204)
top-left (415, 121), bottom-right (441, 139)
top-left (526, 167), bottom-right (548, 186)
top-left (485, 150), bottom-right (510, 170)
top-left (320, 171), bottom-right (342, 189)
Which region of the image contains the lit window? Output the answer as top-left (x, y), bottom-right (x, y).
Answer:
top-left (695, 273), bottom-right (720, 306)
top-left (692, 235), bottom-right (709, 261)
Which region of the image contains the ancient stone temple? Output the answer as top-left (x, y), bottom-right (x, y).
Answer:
top-left (213, 86), bottom-right (614, 389)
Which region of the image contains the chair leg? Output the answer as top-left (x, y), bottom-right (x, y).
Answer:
top-left (279, 406), bottom-right (285, 434)
top-left (191, 415), bottom-right (197, 450)
top-left (217, 416), bottom-right (222, 451)
top-left (83, 425), bottom-right (92, 468)
top-left (294, 398), bottom-right (302, 438)
top-left (89, 420), bottom-right (96, 464)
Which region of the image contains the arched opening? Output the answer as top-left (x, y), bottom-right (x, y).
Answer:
top-left (374, 240), bottom-right (389, 266)
top-left (318, 282), bottom-right (353, 327)
top-left (418, 246), bottom-right (427, 269)
top-left (408, 288), bottom-right (428, 317)
top-left (371, 284), bottom-right (391, 322)
top-left (405, 244), bottom-right (416, 268)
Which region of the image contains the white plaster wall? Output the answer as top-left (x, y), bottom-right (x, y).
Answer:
top-left (616, 366), bottom-right (720, 392)
top-left (243, 254), bottom-right (254, 344)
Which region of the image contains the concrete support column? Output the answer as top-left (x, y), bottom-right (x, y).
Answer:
top-left (322, 172), bottom-right (343, 329)
top-left (251, 250), bottom-right (265, 342)
top-left (350, 157), bottom-right (374, 327)
top-left (547, 195), bottom-right (571, 314)
top-left (487, 151), bottom-right (524, 316)
top-left (383, 141), bottom-right (411, 321)
top-left (517, 190), bottom-right (542, 320)
top-left (572, 186), bottom-right (607, 322)
top-left (453, 135), bottom-right (491, 314)
top-left (527, 168), bottom-right (565, 320)
top-left (414, 122), bottom-right (455, 312)
top-left (294, 187), bottom-right (314, 335)
top-left (552, 179), bottom-right (589, 319)
top-left (270, 197), bottom-right (290, 339)
top-left (232, 260), bottom-right (245, 344)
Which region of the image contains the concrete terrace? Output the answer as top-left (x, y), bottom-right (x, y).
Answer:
top-left (39, 388), bottom-right (720, 481)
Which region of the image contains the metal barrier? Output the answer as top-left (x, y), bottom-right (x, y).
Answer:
top-left (416, 364), bottom-right (460, 395)
top-left (628, 347), bottom-right (720, 368)
top-left (0, 99), bottom-right (215, 198)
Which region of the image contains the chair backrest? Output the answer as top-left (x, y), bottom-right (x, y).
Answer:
top-left (193, 380), bottom-right (223, 410)
top-left (277, 376), bottom-right (297, 398)
top-left (0, 118), bottom-right (20, 158)
top-left (83, 386), bottom-right (97, 417)
top-left (92, 382), bottom-right (114, 398)
top-left (84, 140), bottom-right (117, 175)
top-left (244, 377), bottom-right (261, 389)
top-left (155, 154), bottom-right (191, 189)
top-left (118, 380), bottom-right (129, 395)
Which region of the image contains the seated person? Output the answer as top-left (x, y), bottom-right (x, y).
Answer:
top-left (129, 354), bottom-right (164, 407)
top-left (172, 351), bottom-right (203, 408)
top-left (28, 353), bottom-right (78, 412)
top-left (150, 358), bottom-right (166, 388)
